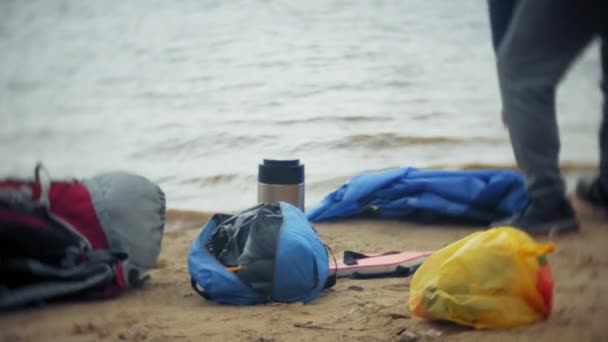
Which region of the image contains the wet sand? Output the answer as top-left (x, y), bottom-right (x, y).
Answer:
top-left (1, 197), bottom-right (607, 342)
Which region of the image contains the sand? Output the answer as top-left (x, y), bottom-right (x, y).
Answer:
top-left (1, 198), bottom-right (607, 342)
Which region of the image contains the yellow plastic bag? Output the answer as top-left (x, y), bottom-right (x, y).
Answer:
top-left (408, 227), bottom-right (555, 329)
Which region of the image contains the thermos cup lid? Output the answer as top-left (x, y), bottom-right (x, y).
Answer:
top-left (258, 159), bottom-right (304, 185)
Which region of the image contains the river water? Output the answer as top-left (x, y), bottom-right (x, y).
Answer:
top-left (1, 0), bottom-right (603, 212)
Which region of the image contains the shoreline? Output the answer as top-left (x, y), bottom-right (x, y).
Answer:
top-left (165, 209), bottom-right (214, 232)
top-left (164, 163), bottom-right (598, 214)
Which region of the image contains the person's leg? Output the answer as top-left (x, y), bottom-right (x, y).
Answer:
top-left (495, 0), bottom-right (604, 232)
top-left (599, 36), bottom-right (608, 187)
top-left (488, 0), bottom-right (519, 126)
top-left (577, 32), bottom-right (608, 206)
top-left (487, 0), bottom-right (518, 52)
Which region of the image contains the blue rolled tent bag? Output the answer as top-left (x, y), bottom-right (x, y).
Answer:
top-left (188, 202), bottom-right (334, 305)
top-left (307, 167), bottom-right (527, 223)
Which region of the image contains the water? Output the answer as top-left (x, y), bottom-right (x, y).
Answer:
top-left (0, 0), bottom-right (603, 212)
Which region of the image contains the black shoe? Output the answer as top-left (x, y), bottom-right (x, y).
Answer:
top-left (491, 199), bottom-right (579, 235)
top-left (576, 176), bottom-right (608, 209)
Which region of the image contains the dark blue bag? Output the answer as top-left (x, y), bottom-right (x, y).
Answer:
top-left (188, 202), bottom-right (334, 305)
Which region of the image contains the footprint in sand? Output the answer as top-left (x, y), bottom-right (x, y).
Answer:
top-left (382, 283), bottom-right (408, 292)
top-left (347, 285), bottom-right (364, 292)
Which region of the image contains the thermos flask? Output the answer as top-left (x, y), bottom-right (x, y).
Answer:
top-left (257, 159), bottom-right (305, 211)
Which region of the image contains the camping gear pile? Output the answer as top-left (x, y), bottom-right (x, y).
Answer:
top-left (0, 164), bottom-right (166, 310)
top-left (1, 165), bottom-right (554, 330)
top-left (185, 167), bottom-right (553, 328)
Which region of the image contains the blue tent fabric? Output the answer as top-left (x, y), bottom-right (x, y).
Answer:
top-left (306, 168), bottom-right (528, 223)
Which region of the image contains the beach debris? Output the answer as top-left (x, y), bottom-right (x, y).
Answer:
top-left (254, 337), bottom-right (276, 342)
top-left (267, 302), bottom-right (304, 307)
top-left (387, 313), bottom-right (411, 320)
top-left (293, 321), bottom-right (336, 330)
top-left (71, 322), bottom-right (109, 339)
top-left (398, 331), bottom-right (420, 342)
top-left (118, 330), bottom-right (148, 341)
top-left (347, 285), bottom-right (364, 292)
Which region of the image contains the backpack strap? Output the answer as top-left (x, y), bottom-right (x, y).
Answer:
top-left (190, 278), bottom-right (211, 300)
top-left (323, 245), bottom-right (337, 289)
top-left (342, 250), bottom-right (400, 266)
top-left (34, 162), bottom-right (51, 208)
top-left (338, 250), bottom-right (424, 280)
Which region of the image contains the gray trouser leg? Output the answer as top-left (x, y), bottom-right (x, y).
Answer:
top-left (599, 37), bottom-right (608, 188)
top-left (497, 0), bottom-right (603, 203)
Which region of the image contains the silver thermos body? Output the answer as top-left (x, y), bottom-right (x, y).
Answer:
top-left (257, 159), bottom-right (305, 211)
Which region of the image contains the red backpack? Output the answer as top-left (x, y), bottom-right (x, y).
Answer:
top-left (0, 164), bottom-right (166, 310)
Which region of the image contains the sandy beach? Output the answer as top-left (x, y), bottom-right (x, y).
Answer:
top-left (1, 196), bottom-right (606, 342)
top-left (2, 1), bottom-right (606, 341)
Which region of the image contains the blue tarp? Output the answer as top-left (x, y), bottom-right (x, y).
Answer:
top-left (306, 168), bottom-right (528, 224)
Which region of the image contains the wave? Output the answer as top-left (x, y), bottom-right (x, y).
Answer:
top-left (337, 133), bottom-right (506, 148)
top-left (426, 162), bottom-right (597, 173)
top-left (178, 174), bottom-right (242, 186)
top-left (292, 133), bottom-right (505, 152)
top-left (276, 115), bottom-right (393, 125)
top-left (226, 115), bottom-right (393, 126)
top-left (130, 133), bottom-right (276, 159)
